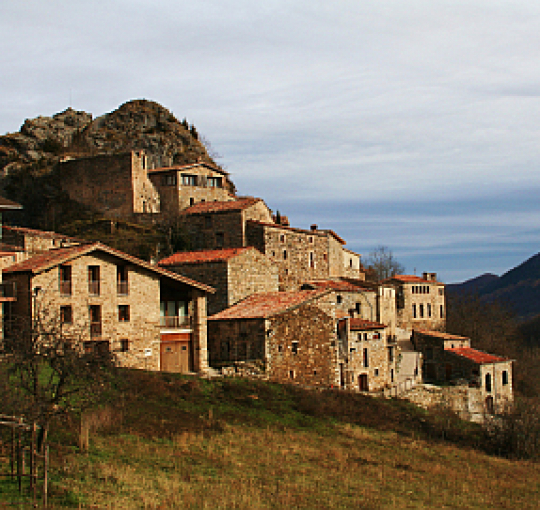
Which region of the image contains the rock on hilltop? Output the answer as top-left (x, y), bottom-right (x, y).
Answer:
top-left (0, 99), bottom-right (217, 175)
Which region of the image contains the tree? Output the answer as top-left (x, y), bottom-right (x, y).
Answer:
top-left (365, 246), bottom-right (405, 282)
top-left (0, 302), bottom-right (116, 446)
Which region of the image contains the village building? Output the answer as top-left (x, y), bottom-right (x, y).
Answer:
top-left (148, 162), bottom-right (235, 214)
top-left (207, 289), bottom-right (340, 386)
top-left (2, 242), bottom-right (214, 374)
top-left (339, 318), bottom-right (396, 392)
top-left (158, 247), bottom-right (278, 316)
top-left (385, 273), bottom-right (446, 332)
top-left (411, 329), bottom-right (513, 415)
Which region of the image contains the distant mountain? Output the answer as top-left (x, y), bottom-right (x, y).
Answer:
top-left (446, 273), bottom-right (499, 296)
top-left (448, 254), bottom-right (540, 321)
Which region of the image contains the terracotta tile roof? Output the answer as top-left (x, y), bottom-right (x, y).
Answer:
top-left (247, 220), bottom-right (346, 245)
top-left (0, 196), bottom-right (22, 209)
top-left (445, 347), bottom-right (509, 365)
top-left (3, 242), bottom-right (215, 293)
top-left (305, 280), bottom-right (375, 293)
top-left (415, 329), bottom-right (470, 341)
top-left (349, 318), bottom-right (386, 330)
top-left (148, 162), bottom-right (229, 176)
top-left (159, 247), bottom-right (254, 266)
top-left (181, 197), bottom-right (261, 215)
top-left (386, 275), bottom-right (443, 284)
top-left (208, 289), bottom-right (330, 320)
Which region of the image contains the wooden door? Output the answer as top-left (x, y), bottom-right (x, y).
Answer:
top-left (358, 374), bottom-right (369, 392)
top-left (160, 337), bottom-right (192, 373)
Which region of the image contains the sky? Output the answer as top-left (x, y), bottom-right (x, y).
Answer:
top-left (2, 1), bottom-right (540, 283)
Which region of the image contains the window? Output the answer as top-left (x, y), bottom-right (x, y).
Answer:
top-left (162, 174), bottom-right (176, 186)
top-left (119, 339), bottom-right (130, 352)
top-left (309, 252), bottom-right (315, 268)
top-left (283, 250), bottom-right (287, 260)
top-left (118, 305), bottom-right (130, 322)
top-left (412, 304), bottom-right (417, 318)
top-left (427, 303), bottom-right (432, 317)
top-left (291, 341), bottom-right (299, 354)
top-left (363, 348), bottom-right (369, 368)
top-left (117, 266), bottom-right (129, 295)
top-left (349, 259), bottom-right (353, 268)
top-left (355, 302), bottom-right (361, 314)
top-left (207, 177), bottom-right (222, 188)
top-left (502, 370), bottom-right (509, 386)
top-left (337, 295), bottom-right (342, 304)
top-left (388, 346), bottom-right (394, 362)
top-left (280, 234), bottom-right (285, 243)
top-left (89, 305), bottom-right (102, 337)
top-left (372, 332), bottom-right (380, 339)
top-left (485, 373), bottom-right (492, 392)
top-left (374, 368), bottom-right (379, 376)
top-left (84, 340), bottom-right (109, 355)
top-left (439, 288), bottom-right (444, 296)
top-left (182, 174), bottom-right (197, 186)
top-left (60, 305), bottom-right (73, 324)
top-left (88, 266), bottom-right (100, 296)
top-left (289, 370), bottom-right (295, 379)
top-left (440, 305), bottom-right (445, 318)
top-left (216, 232), bottom-right (224, 248)
top-left (419, 304), bottom-right (424, 318)
top-left (60, 265), bottom-right (72, 295)
top-left (189, 197), bottom-right (195, 206)
top-left (308, 236), bottom-right (313, 244)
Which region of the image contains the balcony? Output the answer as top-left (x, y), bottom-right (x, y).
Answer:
top-left (88, 281), bottom-right (100, 296)
top-left (160, 316), bottom-right (192, 329)
top-left (0, 281), bottom-right (17, 302)
top-left (117, 281), bottom-right (129, 295)
top-left (60, 281), bottom-right (72, 296)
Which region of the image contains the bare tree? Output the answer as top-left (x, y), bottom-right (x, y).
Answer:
top-left (365, 246), bottom-right (405, 282)
top-left (0, 303), bottom-right (116, 447)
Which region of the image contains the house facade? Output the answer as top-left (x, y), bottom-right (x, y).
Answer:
top-left (158, 247), bottom-right (279, 316)
top-left (2, 243), bottom-right (214, 374)
top-left (386, 273), bottom-right (446, 332)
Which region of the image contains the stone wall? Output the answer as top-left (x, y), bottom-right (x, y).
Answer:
top-left (396, 281), bottom-right (446, 331)
top-left (181, 210), bottom-right (245, 250)
top-left (59, 152), bottom-right (160, 217)
top-left (5, 252), bottom-right (162, 371)
top-left (267, 303), bottom-right (338, 387)
top-left (149, 164), bottom-right (235, 213)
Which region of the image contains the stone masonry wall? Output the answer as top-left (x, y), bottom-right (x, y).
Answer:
top-left (267, 303), bottom-right (338, 387)
top-left (181, 210), bottom-right (245, 251)
top-left (396, 282), bottom-right (446, 331)
top-left (11, 253), bottom-right (162, 370)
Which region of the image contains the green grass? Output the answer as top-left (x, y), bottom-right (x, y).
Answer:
top-left (11, 369), bottom-right (540, 508)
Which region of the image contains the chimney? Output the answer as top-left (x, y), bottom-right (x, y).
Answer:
top-left (423, 272), bottom-right (436, 281)
top-left (310, 224), bottom-right (318, 231)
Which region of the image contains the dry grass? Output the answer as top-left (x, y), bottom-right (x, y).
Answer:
top-left (29, 370), bottom-right (540, 508)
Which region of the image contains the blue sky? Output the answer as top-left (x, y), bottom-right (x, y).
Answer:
top-left (2, 1), bottom-right (540, 282)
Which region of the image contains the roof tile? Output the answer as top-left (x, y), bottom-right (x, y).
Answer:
top-left (182, 197), bottom-right (261, 215)
top-left (159, 247), bottom-right (254, 266)
top-left (445, 347), bottom-right (509, 364)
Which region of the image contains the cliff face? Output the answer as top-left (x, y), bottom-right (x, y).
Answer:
top-left (0, 99), bottom-right (216, 175)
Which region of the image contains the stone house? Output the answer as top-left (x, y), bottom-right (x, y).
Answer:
top-left (177, 197), bottom-right (274, 251)
top-left (245, 221), bottom-right (364, 291)
top-left (148, 162), bottom-right (235, 214)
top-left (338, 318), bottom-right (396, 392)
top-left (207, 289), bottom-right (341, 387)
top-left (59, 152), bottom-right (161, 217)
top-left (302, 279), bottom-right (397, 339)
top-left (386, 273), bottom-right (446, 332)
top-left (411, 329), bottom-right (513, 414)
top-left (158, 246), bottom-right (278, 316)
top-left (2, 242), bottom-right (214, 374)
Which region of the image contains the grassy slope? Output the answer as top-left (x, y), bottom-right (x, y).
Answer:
top-left (4, 369), bottom-right (540, 509)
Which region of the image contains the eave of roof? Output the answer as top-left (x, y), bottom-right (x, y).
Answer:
top-left (304, 280), bottom-right (375, 293)
top-left (247, 220), bottom-right (346, 245)
top-left (159, 247), bottom-right (254, 266)
top-left (0, 196), bottom-right (22, 210)
top-left (415, 329), bottom-right (470, 341)
top-left (349, 318), bottom-right (387, 330)
top-left (181, 197), bottom-right (261, 215)
top-left (208, 289), bottom-right (331, 320)
top-left (445, 347), bottom-right (510, 365)
top-left (148, 161), bottom-right (229, 176)
top-left (3, 242), bottom-right (215, 293)
top-left (386, 275), bottom-right (443, 285)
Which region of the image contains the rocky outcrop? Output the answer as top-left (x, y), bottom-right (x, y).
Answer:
top-left (0, 99), bottom-right (216, 175)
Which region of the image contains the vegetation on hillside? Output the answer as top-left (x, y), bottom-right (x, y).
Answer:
top-left (2, 369), bottom-right (540, 508)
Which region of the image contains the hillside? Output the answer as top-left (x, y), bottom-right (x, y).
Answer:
top-left (448, 254), bottom-right (540, 320)
top-left (3, 369), bottom-right (540, 509)
top-left (0, 100), bottom-right (217, 232)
